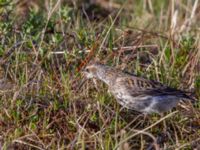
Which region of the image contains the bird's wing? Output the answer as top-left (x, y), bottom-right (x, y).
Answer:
top-left (116, 76), bottom-right (190, 99)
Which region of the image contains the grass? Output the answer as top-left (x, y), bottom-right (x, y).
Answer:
top-left (0, 0), bottom-right (200, 149)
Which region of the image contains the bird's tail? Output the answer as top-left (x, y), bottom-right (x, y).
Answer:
top-left (181, 91), bottom-right (197, 103)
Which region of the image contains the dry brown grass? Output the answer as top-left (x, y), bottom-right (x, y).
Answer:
top-left (0, 0), bottom-right (200, 149)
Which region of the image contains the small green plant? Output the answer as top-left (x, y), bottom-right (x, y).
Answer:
top-left (0, 0), bottom-right (199, 149)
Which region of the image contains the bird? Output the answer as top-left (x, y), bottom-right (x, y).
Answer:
top-left (82, 62), bottom-right (194, 114)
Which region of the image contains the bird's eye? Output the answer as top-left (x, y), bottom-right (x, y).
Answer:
top-left (85, 68), bottom-right (90, 72)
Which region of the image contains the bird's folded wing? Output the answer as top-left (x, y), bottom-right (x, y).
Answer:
top-left (117, 76), bottom-right (191, 99)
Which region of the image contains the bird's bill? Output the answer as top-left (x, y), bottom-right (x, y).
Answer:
top-left (77, 78), bottom-right (88, 91)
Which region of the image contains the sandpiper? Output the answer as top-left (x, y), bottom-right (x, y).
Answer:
top-left (82, 63), bottom-right (194, 114)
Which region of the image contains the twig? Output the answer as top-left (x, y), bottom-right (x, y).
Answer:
top-left (13, 139), bottom-right (44, 150)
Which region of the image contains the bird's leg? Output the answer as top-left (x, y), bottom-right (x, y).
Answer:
top-left (139, 113), bottom-right (149, 126)
top-left (143, 113), bottom-right (148, 121)
top-left (160, 113), bottom-right (167, 132)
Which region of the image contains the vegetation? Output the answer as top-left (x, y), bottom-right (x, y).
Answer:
top-left (0, 0), bottom-right (200, 149)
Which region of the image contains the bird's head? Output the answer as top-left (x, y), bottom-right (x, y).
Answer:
top-left (82, 63), bottom-right (103, 79)
top-left (82, 62), bottom-right (118, 85)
